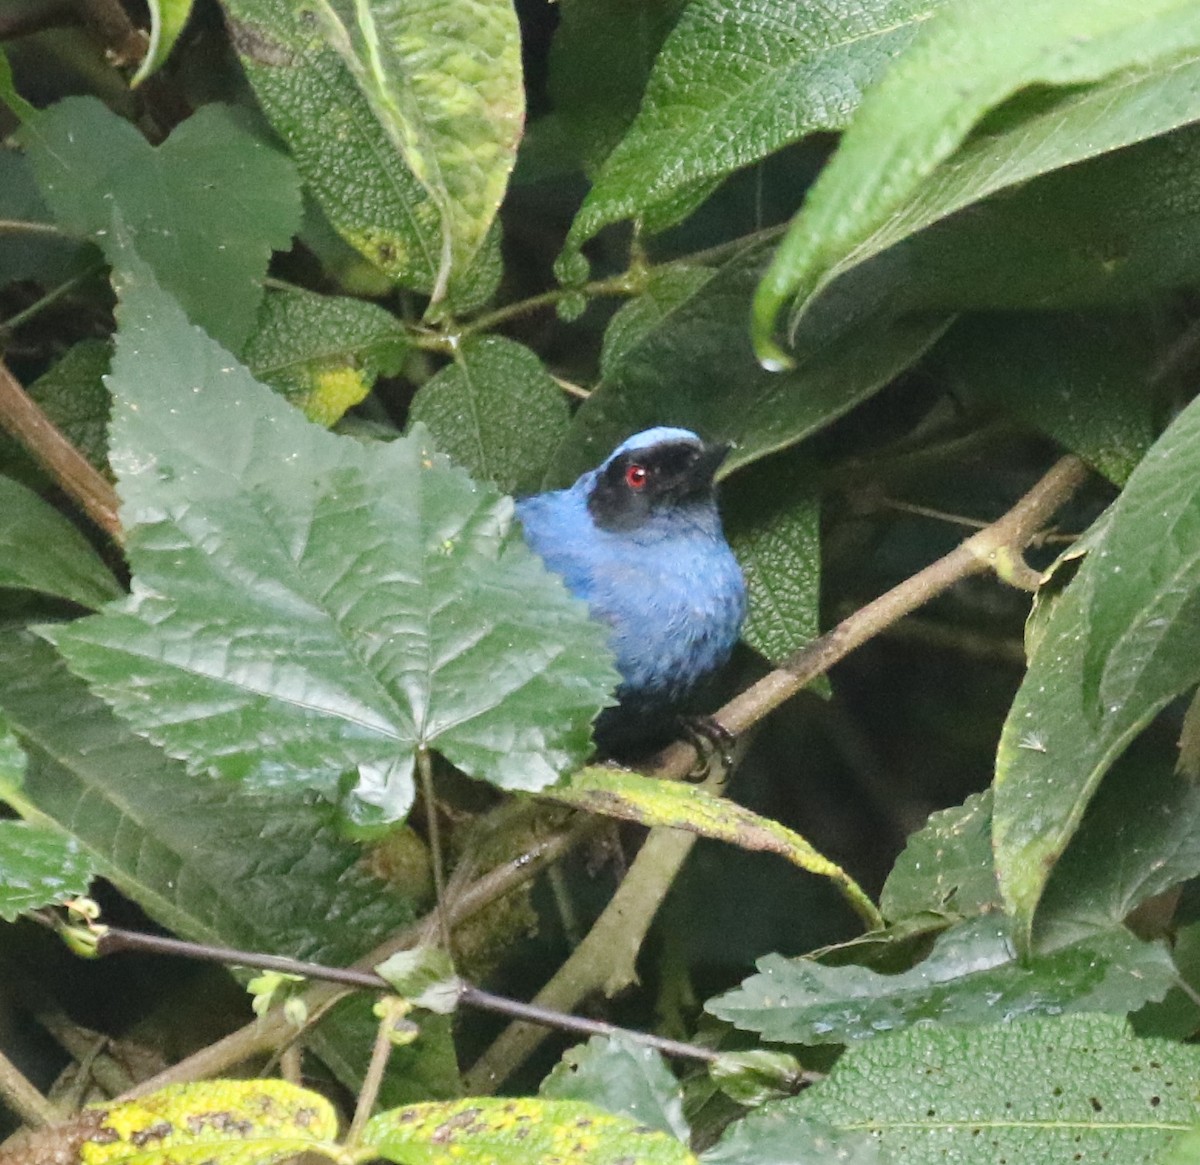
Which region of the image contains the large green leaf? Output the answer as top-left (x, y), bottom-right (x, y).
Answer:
top-left (776, 1014), bottom-right (1200, 1162)
top-left (935, 313), bottom-right (1159, 486)
top-left (408, 335), bottom-right (570, 495)
top-left (752, 0), bottom-right (1200, 364)
top-left (560, 0), bottom-right (950, 275)
top-left (0, 630), bottom-right (443, 1098)
top-left (222, 0), bottom-right (441, 293)
top-left (0, 477), bottom-right (122, 609)
top-left (0, 149), bottom-right (92, 288)
top-left (20, 98), bottom-right (301, 353)
top-left (702, 1109), bottom-right (886, 1165)
top-left (0, 820), bottom-right (95, 922)
top-left (548, 247), bottom-right (950, 486)
top-left (994, 389), bottom-right (1200, 942)
top-left (541, 1036), bottom-right (689, 1141)
top-left (708, 917), bottom-right (1175, 1046)
top-left (308, 0), bottom-right (523, 304)
top-left (243, 286), bottom-right (409, 426)
top-left (45, 250), bottom-right (616, 825)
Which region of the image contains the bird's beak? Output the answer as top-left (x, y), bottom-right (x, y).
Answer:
top-left (690, 441), bottom-right (732, 488)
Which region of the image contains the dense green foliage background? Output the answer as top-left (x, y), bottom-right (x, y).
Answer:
top-left (4, 0), bottom-right (1200, 1161)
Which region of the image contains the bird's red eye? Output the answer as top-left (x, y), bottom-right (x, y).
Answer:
top-left (625, 464), bottom-right (648, 490)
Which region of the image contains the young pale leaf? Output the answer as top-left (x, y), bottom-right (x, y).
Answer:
top-left (0, 820), bottom-right (94, 922)
top-left (80, 1080), bottom-right (338, 1165)
top-left (0, 630), bottom-right (448, 1103)
top-left (560, 0), bottom-right (949, 274)
top-left (408, 335), bottom-right (570, 495)
top-left (131, 0), bottom-right (195, 86)
top-left (45, 254), bottom-right (616, 825)
top-left (994, 389), bottom-right (1200, 942)
top-left (364, 1098), bottom-right (698, 1165)
top-left (20, 98), bottom-right (300, 353)
top-left (708, 917), bottom-right (1176, 1045)
top-left (0, 477), bottom-right (122, 609)
top-left (309, 0), bottom-right (523, 302)
top-left (546, 768), bottom-right (881, 929)
top-left (222, 0), bottom-right (440, 293)
top-left (243, 286), bottom-right (409, 426)
top-left (752, 0), bottom-right (1200, 365)
top-left (541, 1035), bottom-right (689, 1142)
top-left (783, 1014), bottom-right (1200, 1162)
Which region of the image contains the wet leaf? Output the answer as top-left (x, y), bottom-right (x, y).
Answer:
top-left (0, 819), bottom-right (94, 922)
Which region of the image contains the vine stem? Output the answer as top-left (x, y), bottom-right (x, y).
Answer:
top-left (466, 454), bottom-right (1091, 1090)
top-left (0, 359), bottom-right (122, 542)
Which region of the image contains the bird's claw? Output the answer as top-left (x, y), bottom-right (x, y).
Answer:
top-left (677, 714), bottom-right (737, 780)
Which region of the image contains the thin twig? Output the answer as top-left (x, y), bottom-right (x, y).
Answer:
top-left (345, 1007), bottom-right (395, 1147)
top-left (1, 264), bottom-right (104, 336)
top-left (0, 358), bottom-right (122, 542)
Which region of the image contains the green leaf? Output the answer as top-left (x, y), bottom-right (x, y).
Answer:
top-left (753, 0), bottom-right (1200, 365)
top-left (708, 916), bottom-right (1176, 1045)
top-left (243, 286), bottom-right (409, 426)
top-left (561, 0), bottom-right (950, 271)
top-left (0, 711), bottom-right (24, 794)
top-left (994, 388), bottom-right (1200, 941)
top-left (79, 1080), bottom-right (339, 1165)
top-left (0, 149), bottom-right (92, 288)
top-left (223, 0), bottom-right (441, 294)
top-left (131, 0), bottom-right (195, 86)
top-left (375, 948), bottom-right (462, 1014)
top-left (0, 477), bottom-right (122, 608)
top-left (46, 248), bottom-right (617, 825)
top-left (308, 0), bottom-right (524, 303)
top-left (546, 768), bottom-right (881, 928)
top-left (0, 629), bottom-right (438, 1098)
top-left (546, 0), bottom-right (685, 177)
top-left (364, 1098), bottom-right (699, 1165)
top-left (780, 1014), bottom-right (1200, 1162)
top-left (935, 313), bottom-right (1158, 485)
top-left (0, 821), bottom-right (94, 922)
top-left (408, 335), bottom-right (570, 495)
top-left (702, 1108), bottom-right (887, 1165)
top-left (722, 454), bottom-right (820, 665)
top-left (880, 790), bottom-right (999, 923)
top-left (20, 98), bottom-right (301, 353)
top-left (549, 244), bottom-right (950, 486)
top-left (541, 1035), bottom-right (689, 1141)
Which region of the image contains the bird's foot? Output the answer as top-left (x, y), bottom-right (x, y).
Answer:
top-left (676, 714), bottom-right (737, 780)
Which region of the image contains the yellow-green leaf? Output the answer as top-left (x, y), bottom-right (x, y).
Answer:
top-left (80, 1080), bottom-right (339, 1165)
top-left (546, 768), bottom-right (882, 929)
top-left (364, 1097), bottom-right (697, 1165)
top-left (131, 0), bottom-right (195, 86)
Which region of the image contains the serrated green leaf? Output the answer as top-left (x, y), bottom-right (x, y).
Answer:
top-left (541, 1035), bottom-right (689, 1141)
top-left (546, 767), bottom-right (881, 928)
top-left (20, 98), bottom-right (300, 353)
top-left (547, 0), bottom-right (685, 177)
top-left (753, 0), bottom-right (1200, 365)
top-left (131, 0), bottom-right (195, 86)
top-left (0, 476), bottom-right (122, 609)
top-left (308, 0), bottom-right (523, 303)
top-left (780, 1014), bottom-right (1200, 1162)
top-left (709, 917), bottom-right (1176, 1045)
top-left (0, 629), bottom-right (442, 1102)
top-left (243, 286), bottom-right (409, 426)
top-left (45, 248), bottom-right (616, 825)
top-left (364, 1098), bottom-right (699, 1165)
top-left (723, 455), bottom-right (820, 665)
top-left (409, 335), bottom-right (570, 495)
top-left (223, 0), bottom-right (439, 292)
top-left (994, 389), bottom-right (1200, 942)
top-left (880, 790), bottom-right (999, 924)
top-left (80, 1080), bottom-right (338, 1165)
top-left (561, 0), bottom-right (949, 271)
top-left (702, 1108), bottom-right (888, 1165)
top-left (0, 820), bottom-right (94, 921)
top-left (936, 313), bottom-right (1157, 485)
top-left (549, 242), bottom-right (950, 486)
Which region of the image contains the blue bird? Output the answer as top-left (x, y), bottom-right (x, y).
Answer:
top-left (517, 427), bottom-right (747, 753)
